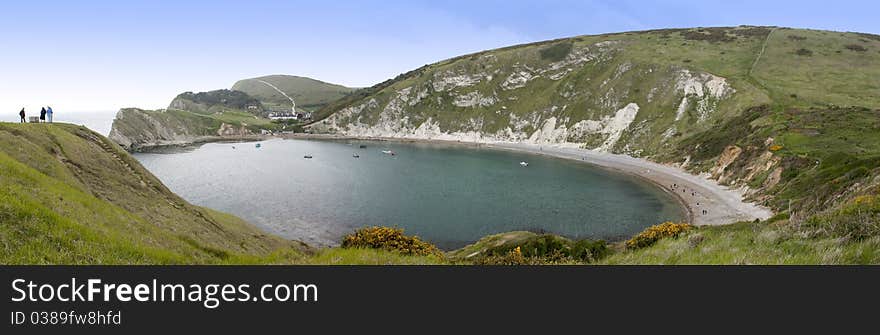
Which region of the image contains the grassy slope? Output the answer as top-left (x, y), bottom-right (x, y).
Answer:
top-left (232, 75), bottom-right (355, 111)
top-left (601, 221), bottom-right (880, 265)
top-left (0, 123), bottom-right (310, 264)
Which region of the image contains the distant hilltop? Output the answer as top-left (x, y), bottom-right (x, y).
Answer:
top-left (109, 75), bottom-right (355, 150)
top-left (232, 74), bottom-right (356, 112)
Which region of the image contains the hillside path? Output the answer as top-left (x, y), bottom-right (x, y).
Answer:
top-left (749, 28), bottom-right (776, 76)
top-left (256, 80), bottom-right (297, 112)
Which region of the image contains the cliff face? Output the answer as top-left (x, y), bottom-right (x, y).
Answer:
top-left (309, 33), bottom-right (751, 156)
top-left (310, 26), bottom-right (880, 217)
top-left (109, 108), bottom-right (254, 151)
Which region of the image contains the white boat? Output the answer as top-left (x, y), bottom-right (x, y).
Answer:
top-left (519, 161), bottom-right (529, 167)
top-left (381, 150), bottom-right (396, 156)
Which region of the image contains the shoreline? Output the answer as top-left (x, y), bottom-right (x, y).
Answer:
top-left (282, 133), bottom-right (774, 226)
top-left (129, 132), bottom-right (774, 226)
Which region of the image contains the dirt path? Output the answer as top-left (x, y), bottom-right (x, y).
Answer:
top-left (256, 79), bottom-right (297, 112)
top-left (749, 28), bottom-right (776, 76)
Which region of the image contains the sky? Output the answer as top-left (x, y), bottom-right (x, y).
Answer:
top-left (2, 0), bottom-right (879, 116)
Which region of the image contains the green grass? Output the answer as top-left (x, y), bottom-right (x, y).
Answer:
top-left (232, 74), bottom-right (356, 112)
top-left (301, 248), bottom-right (447, 265)
top-left (601, 221), bottom-right (880, 265)
top-left (0, 123), bottom-right (308, 264)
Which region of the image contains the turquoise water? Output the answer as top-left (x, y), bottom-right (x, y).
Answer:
top-left (133, 139), bottom-right (685, 249)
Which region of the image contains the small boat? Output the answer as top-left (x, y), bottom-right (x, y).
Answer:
top-left (255, 143), bottom-right (261, 148)
top-left (381, 150), bottom-right (396, 156)
top-left (519, 161), bottom-right (529, 167)
top-left (304, 155), bottom-right (313, 159)
top-left (352, 154), bottom-right (360, 158)
top-left (359, 145), bottom-right (367, 149)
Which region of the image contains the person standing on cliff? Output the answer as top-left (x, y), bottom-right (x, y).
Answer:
top-left (46, 106), bottom-right (53, 123)
top-left (39, 107), bottom-right (46, 123)
top-left (19, 108), bottom-right (25, 123)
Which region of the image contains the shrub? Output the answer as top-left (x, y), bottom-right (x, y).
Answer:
top-left (805, 195), bottom-right (880, 241)
top-left (539, 42), bottom-right (573, 62)
top-left (845, 44), bottom-right (868, 52)
top-left (795, 48), bottom-right (813, 56)
top-left (682, 28), bottom-right (735, 43)
top-left (474, 234), bottom-right (608, 264)
top-left (626, 222), bottom-right (694, 249)
top-left (341, 226), bottom-right (441, 256)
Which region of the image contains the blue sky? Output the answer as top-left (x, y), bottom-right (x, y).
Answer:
top-left (2, 0), bottom-right (879, 115)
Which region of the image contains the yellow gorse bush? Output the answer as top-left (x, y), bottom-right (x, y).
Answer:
top-left (626, 222), bottom-right (694, 249)
top-left (341, 226), bottom-right (442, 256)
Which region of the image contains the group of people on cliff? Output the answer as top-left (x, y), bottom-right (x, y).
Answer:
top-left (18, 106), bottom-right (54, 123)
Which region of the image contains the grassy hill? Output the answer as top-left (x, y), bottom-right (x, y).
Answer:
top-left (310, 26), bottom-right (880, 225)
top-left (0, 123), bottom-right (311, 264)
top-left (232, 75), bottom-right (356, 112)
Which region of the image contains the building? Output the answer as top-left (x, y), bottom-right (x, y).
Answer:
top-left (268, 112), bottom-right (298, 120)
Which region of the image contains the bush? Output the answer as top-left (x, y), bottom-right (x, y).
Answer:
top-left (626, 222), bottom-right (694, 249)
top-left (795, 48), bottom-right (813, 56)
top-left (539, 42), bottom-right (573, 62)
top-left (845, 44), bottom-right (868, 52)
top-left (804, 195), bottom-right (880, 241)
top-left (341, 226), bottom-right (441, 256)
top-left (474, 234), bottom-right (608, 264)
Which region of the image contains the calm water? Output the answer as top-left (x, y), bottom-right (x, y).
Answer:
top-left (134, 139), bottom-right (685, 249)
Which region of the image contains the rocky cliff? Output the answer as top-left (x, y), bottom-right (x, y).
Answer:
top-left (109, 108), bottom-right (256, 151)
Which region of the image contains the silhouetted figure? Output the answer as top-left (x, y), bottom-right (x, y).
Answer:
top-left (19, 108), bottom-right (25, 123)
top-left (46, 106), bottom-right (53, 123)
top-left (39, 107), bottom-right (46, 123)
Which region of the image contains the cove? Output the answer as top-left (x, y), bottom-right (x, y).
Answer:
top-left (133, 139), bottom-right (685, 249)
